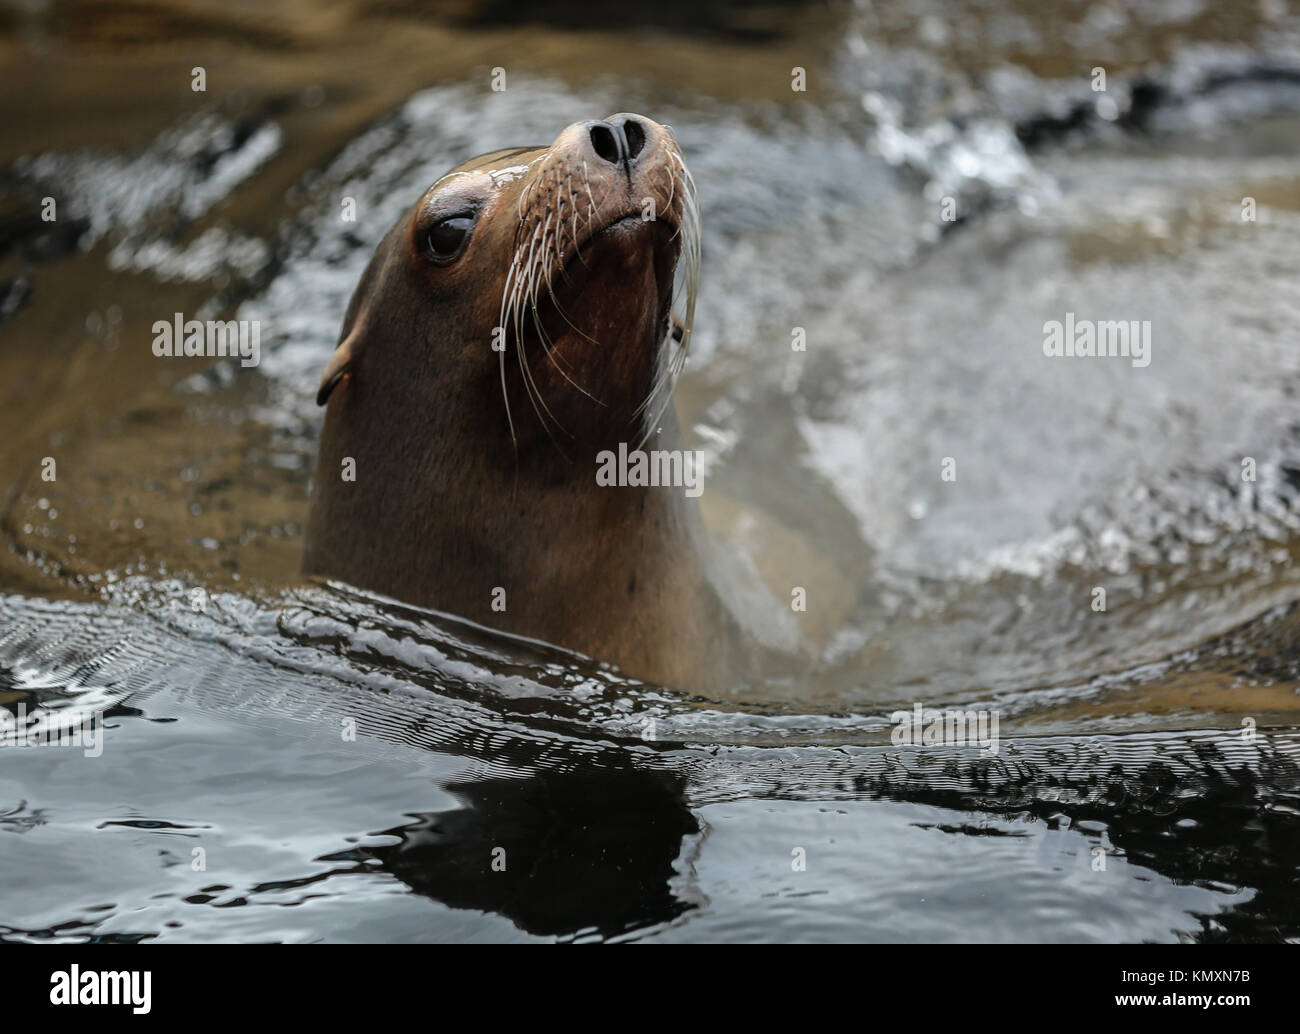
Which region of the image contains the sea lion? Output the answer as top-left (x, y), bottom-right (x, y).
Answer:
top-left (303, 113), bottom-right (777, 692)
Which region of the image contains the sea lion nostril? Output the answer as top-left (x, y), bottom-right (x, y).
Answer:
top-left (589, 122), bottom-right (622, 165)
top-left (618, 117), bottom-right (646, 159)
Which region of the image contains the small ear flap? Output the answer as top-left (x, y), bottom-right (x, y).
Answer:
top-left (318, 255), bottom-right (380, 405)
top-left (316, 335), bottom-right (356, 406)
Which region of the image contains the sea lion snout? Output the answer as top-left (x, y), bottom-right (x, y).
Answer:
top-left (584, 113), bottom-right (650, 172)
top-left (486, 113), bottom-right (697, 443)
top-left (540, 112), bottom-right (684, 230)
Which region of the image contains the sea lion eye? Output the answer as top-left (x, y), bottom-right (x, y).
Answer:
top-left (423, 212), bottom-right (476, 262)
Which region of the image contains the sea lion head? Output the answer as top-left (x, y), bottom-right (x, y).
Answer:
top-left (304, 115), bottom-right (730, 686)
top-left (316, 113), bottom-right (699, 465)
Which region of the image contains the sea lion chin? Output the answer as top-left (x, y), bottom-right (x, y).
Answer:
top-left (303, 113), bottom-right (761, 693)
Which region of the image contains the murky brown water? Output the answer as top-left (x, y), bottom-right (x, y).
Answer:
top-left (2, 0), bottom-right (1300, 942)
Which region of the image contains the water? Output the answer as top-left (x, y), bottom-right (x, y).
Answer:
top-left (1, 0), bottom-right (1299, 942)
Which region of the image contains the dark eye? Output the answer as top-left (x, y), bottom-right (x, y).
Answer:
top-left (423, 213), bottom-right (476, 262)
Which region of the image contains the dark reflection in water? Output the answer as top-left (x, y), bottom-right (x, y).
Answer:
top-left (871, 740), bottom-right (1300, 943)
top-left (1094, 765), bottom-right (1300, 943)
top-left (366, 767), bottom-right (699, 940)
